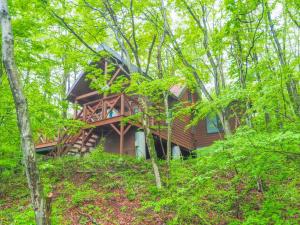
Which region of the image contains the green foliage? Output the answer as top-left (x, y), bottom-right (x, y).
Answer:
top-left (1, 141), bottom-right (299, 224)
top-left (148, 126), bottom-right (300, 224)
top-left (72, 189), bottom-right (99, 205)
top-left (1, 0), bottom-right (299, 224)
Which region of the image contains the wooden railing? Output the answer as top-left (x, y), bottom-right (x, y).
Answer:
top-left (75, 93), bottom-right (140, 123)
top-left (36, 93), bottom-right (145, 154)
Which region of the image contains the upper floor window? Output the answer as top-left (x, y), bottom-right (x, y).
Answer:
top-left (187, 92), bottom-right (193, 103)
top-left (206, 115), bottom-right (223, 134)
top-left (133, 106), bottom-right (139, 114)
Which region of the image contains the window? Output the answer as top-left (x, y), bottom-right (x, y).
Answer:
top-left (133, 106), bottom-right (139, 114)
top-left (206, 115), bottom-right (223, 134)
top-left (107, 108), bottom-right (119, 118)
top-left (187, 92), bottom-right (193, 103)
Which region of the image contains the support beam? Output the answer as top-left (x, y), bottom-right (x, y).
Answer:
top-left (124, 124), bottom-right (132, 135)
top-left (90, 116), bottom-right (123, 127)
top-left (82, 128), bottom-right (94, 145)
top-left (36, 142), bottom-right (58, 149)
top-left (108, 67), bottom-right (122, 86)
top-left (74, 100), bottom-right (78, 118)
top-left (121, 94), bottom-right (125, 116)
top-left (83, 105), bottom-right (86, 121)
top-left (120, 123), bottom-right (124, 155)
top-left (110, 123), bottom-right (121, 135)
top-left (76, 91), bottom-right (99, 101)
top-left (103, 101), bottom-right (107, 119)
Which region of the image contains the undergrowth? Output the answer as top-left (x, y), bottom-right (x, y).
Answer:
top-left (0, 132), bottom-right (299, 224)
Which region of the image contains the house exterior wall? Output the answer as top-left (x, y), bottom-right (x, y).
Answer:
top-left (192, 119), bottom-right (224, 148)
top-left (103, 127), bottom-right (136, 156)
top-left (154, 117), bottom-right (223, 150)
top-left (169, 89), bottom-right (223, 150)
top-left (100, 88), bottom-right (227, 153)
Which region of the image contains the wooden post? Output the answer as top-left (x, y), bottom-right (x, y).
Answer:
top-left (120, 123), bottom-right (124, 155)
top-left (103, 101), bottom-right (107, 119)
top-left (121, 94), bottom-right (125, 116)
top-left (103, 60), bottom-right (108, 119)
top-left (74, 100), bottom-right (78, 118)
top-left (81, 130), bottom-right (85, 155)
top-left (83, 104), bottom-right (86, 121)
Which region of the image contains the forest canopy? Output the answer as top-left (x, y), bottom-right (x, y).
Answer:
top-left (0, 0), bottom-right (299, 224)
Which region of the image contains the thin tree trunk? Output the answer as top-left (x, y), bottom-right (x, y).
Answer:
top-left (61, 55), bottom-right (69, 119)
top-left (217, 111), bottom-right (232, 136)
top-left (140, 97), bottom-right (162, 189)
top-left (66, 0), bottom-right (162, 188)
top-left (0, 1), bottom-right (48, 224)
top-left (164, 0), bottom-right (232, 136)
top-left (164, 93), bottom-right (172, 164)
top-left (265, 1), bottom-right (300, 117)
top-left (156, 2), bottom-right (171, 175)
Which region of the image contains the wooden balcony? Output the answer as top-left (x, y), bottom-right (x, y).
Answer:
top-left (74, 93), bottom-right (140, 126)
top-left (35, 93), bottom-right (141, 155)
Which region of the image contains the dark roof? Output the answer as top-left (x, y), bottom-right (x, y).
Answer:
top-left (66, 43), bottom-right (186, 102)
top-left (66, 44), bottom-right (140, 102)
top-left (96, 44), bottom-right (140, 73)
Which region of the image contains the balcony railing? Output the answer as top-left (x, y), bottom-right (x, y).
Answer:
top-left (35, 93), bottom-right (165, 154)
top-left (75, 93), bottom-right (140, 124)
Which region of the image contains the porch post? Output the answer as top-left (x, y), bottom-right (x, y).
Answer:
top-left (74, 100), bottom-right (78, 118)
top-left (103, 101), bottom-right (107, 119)
top-left (120, 123), bottom-right (124, 155)
top-left (172, 145), bottom-right (181, 159)
top-left (121, 94), bottom-right (125, 116)
top-left (83, 104), bottom-right (86, 121)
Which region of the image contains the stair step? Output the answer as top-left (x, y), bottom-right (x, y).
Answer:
top-left (73, 143), bottom-right (81, 147)
top-left (89, 136), bottom-right (97, 140)
top-left (61, 130), bottom-right (100, 154)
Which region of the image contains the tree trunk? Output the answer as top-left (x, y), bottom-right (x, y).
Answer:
top-left (155, 5), bottom-right (171, 175)
top-left (217, 111), bottom-right (232, 136)
top-left (164, 93), bottom-right (172, 164)
top-left (140, 97), bottom-right (162, 189)
top-left (265, 1), bottom-right (300, 117)
top-left (0, 1), bottom-right (48, 224)
top-left (61, 56), bottom-right (69, 119)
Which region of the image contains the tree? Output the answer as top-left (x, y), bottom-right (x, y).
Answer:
top-left (82, 0), bottom-right (164, 188)
top-left (0, 0), bottom-right (48, 224)
top-left (161, 0), bottom-right (233, 135)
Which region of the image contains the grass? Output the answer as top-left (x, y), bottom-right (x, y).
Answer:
top-left (0, 144), bottom-right (299, 224)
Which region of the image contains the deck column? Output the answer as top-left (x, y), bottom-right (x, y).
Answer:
top-left (83, 104), bottom-right (86, 121)
top-left (103, 101), bottom-right (107, 119)
top-left (135, 130), bottom-right (146, 159)
top-left (172, 145), bottom-right (181, 159)
top-left (74, 100), bottom-right (78, 118)
top-left (121, 94), bottom-right (125, 116)
top-left (120, 123), bottom-right (124, 155)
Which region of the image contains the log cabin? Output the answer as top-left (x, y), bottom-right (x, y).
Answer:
top-left (35, 44), bottom-right (225, 158)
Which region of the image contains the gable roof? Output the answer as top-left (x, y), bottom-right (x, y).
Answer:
top-left (67, 43), bottom-right (135, 101)
top-left (170, 84), bottom-right (186, 99)
top-left (67, 43), bottom-right (187, 102)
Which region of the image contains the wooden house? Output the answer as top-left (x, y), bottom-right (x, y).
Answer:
top-left (35, 45), bottom-right (224, 158)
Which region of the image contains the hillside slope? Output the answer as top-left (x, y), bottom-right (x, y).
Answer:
top-left (1, 141), bottom-right (299, 224)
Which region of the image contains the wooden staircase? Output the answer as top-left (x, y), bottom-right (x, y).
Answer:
top-left (67, 131), bottom-right (99, 155)
top-left (36, 94), bottom-right (141, 156)
top-left (37, 127), bottom-right (100, 156)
